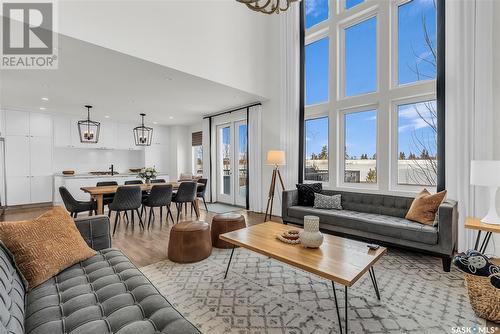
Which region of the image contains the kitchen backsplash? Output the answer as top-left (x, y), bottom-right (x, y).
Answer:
top-left (53, 147), bottom-right (145, 174)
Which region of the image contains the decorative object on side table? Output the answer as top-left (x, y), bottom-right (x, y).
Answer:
top-left (299, 215), bottom-right (324, 248)
top-left (138, 167), bottom-right (157, 185)
top-left (470, 160), bottom-right (500, 225)
top-left (276, 229), bottom-right (301, 244)
top-left (453, 250), bottom-right (500, 322)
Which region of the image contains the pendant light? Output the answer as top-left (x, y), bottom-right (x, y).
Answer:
top-left (133, 113), bottom-right (153, 146)
top-left (78, 105), bottom-right (100, 143)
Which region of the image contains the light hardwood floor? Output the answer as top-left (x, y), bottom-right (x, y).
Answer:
top-left (0, 204), bottom-right (283, 267)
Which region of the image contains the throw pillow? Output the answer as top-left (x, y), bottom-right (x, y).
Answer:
top-left (0, 206), bottom-right (96, 290)
top-left (296, 183), bottom-right (322, 206)
top-left (405, 189), bottom-right (447, 225)
top-left (314, 193), bottom-right (342, 210)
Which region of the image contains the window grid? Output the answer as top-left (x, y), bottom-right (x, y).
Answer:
top-left (304, 0), bottom-right (436, 194)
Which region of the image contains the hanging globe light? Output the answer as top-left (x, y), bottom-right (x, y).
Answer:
top-left (236, 0), bottom-right (300, 14)
top-left (78, 105), bottom-right (100, 143)
top-left (133, 113), bottom-right (153, 146)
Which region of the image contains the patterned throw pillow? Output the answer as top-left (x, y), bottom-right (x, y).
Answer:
top-left (296, 183), bottom-right (322, 206)
top-left (314, 193), bottom-right (342, 210)
top-left (0, 206), bottom-right (96, 290)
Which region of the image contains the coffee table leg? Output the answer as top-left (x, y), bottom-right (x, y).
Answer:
top-left (224, 246), bottom-right (235, 279)
top-left (368, 267), bottom-right (381, 300)
top-left (331, 281), bottom-right (344, 334)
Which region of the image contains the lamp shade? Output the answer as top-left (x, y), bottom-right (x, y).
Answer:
top-left (267, 150), bottom-right (286, 165)
top-left (470, 160), bottom-right (500, 186)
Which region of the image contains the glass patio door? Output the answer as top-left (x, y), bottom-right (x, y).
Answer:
top-left (216, 120), bottom-right (247, 206)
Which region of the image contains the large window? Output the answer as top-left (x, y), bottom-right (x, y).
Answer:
top-left (305, 117), bottom-right (329, 182)
top-left (344, 110), bottom-right (377, 184)
top-left (303, 0), bottom-right (438, 192)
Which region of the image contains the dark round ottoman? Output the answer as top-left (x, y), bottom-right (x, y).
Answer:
top-left (168, 221), bottom-right (212, 263)
top-left (211, 213), bottom-right (246, 248)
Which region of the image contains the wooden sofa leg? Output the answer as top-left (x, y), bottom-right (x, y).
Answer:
top-left (442, 256), bottom-right (452, 272)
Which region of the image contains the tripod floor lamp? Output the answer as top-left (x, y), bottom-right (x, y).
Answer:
top-left (264, 150), bottom-right (285, 221)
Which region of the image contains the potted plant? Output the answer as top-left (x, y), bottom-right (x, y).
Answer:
top-left (138, 167), bottom-right (157, 185)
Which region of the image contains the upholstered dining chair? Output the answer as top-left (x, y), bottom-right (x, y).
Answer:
top-left (108, 186), bottom-right (144, 235)
top-left (142, 184), bottom-right (174, 228)
top-left (196, 178), bottom-right (208, 211)
top-left (59, 186), bottom-right (97, 218)
top-left (172, 181), bottom-right (198, 222)
top-left (96, 181), bottom-right (118, 206)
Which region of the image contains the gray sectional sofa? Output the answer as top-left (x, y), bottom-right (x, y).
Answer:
top-left (282, 189), bottom-right (458, 271)
top-left (0, 215), bottom-right (200, 334)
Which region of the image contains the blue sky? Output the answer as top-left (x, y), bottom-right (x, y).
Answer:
top-left (304, 0), bottom-right (436, 159)
top-left (220, 124), bottom-right (247, 161)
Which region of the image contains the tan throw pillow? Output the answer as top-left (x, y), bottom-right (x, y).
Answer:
top-left (405, 189), bottom-right (447, 225)
top-left (0, 206), bottom-right (96, 290)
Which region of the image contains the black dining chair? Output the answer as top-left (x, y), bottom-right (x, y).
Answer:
top-left (196, 178), bottom-right (208, 211)
top-left (96, 181), bottom-right (118, 207)
top-left (108, 186), bottom-right (144, 236)
top-left (172, 181), bottom-right (198, 222)
top-left (142, 184), bottom-right (174, 228)
top-left (151, 179), bottom-right (166, 184)
top-left (124, 180), bottom-right (143, 185)
top-left (59, 186), bottom-right (97, 218)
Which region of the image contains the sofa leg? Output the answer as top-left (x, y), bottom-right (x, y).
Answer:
top-left (442, 256), bottom-right (452, 272)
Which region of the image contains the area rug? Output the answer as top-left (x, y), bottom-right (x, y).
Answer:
top-left (141, 248), bottom-right (486, 334)
top-left (205, 202), bottom-right (244, 214)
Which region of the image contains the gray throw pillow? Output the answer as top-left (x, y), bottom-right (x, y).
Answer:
top-left (314, 193), bottom-right (342, 210)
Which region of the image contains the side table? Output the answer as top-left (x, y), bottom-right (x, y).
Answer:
top-left (465, 217), bottom-right (500, 253)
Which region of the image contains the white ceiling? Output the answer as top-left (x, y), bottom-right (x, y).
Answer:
top-left (0, 34), bottom-right (262, 126)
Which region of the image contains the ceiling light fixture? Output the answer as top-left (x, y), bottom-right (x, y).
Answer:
top-left (153, 121), bottom-right (158, 125)
top-left (41, 97), bottom-right (49, 101)
top-left (169, 116), bottom-right (174, 120)
top-left (236, 0), bottom-right (300, 14)
top-left (105, 115), bottom-right (110, 119)
top-left (39, 107), bottom-right (46, 110)
top-left (133, 113), bottom-right (153, 146)
top-left (78, 105), bottom-right (100, 144)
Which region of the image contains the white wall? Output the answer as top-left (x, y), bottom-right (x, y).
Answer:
top-left (168, 125), bottom-right (191, 180)
top-left (53, 148), bottom-right (144, 174)
top-left (492, 0), bottom-right (500, 255)
top-left (57, 0), bottom-right (274, 99)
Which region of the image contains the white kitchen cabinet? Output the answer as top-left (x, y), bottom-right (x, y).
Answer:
top-left (5, 135), bottom-right (30, 176)
top-left (53, 115), bottom-right (73, 147)
top-left (30, 136), bottom-right (53, 175)
top-left (117, 123), bottom-right (141, 150)
top-left (6, 176), bottom-right (31, 206)
top-left (152, 126), bottom-right (168, 146)
top-left (98, 121), bottom-right (117, 149)
top-left (30, 176), bottom-right (53, 203)
top-left (5, 111), bottom-right (29, 136)
top-left (29, 113), bottom-right (52, 137)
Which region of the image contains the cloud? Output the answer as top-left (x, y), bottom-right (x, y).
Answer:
top-left (398, 101), bottom-right (436, 133)
top-left (305, 0), bottom-right (323, 17)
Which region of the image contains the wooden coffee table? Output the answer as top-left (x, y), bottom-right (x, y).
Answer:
top-left (220, 222), bottom-right (387, 334)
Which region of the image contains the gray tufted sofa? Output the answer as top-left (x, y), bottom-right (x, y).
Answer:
top-left (282, 189), bottom-right (458, 272)
top-left (0, 215), bottom-right (200, 334)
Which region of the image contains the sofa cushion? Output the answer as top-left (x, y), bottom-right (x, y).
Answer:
top-left (288, 206), bottom-right (438, 245)
top-left (0, 242), bottom-right (26, 334)
top-left (25, 248), bottom-right (199, 334)
top-left (296, 183), bottom-right (322, 206)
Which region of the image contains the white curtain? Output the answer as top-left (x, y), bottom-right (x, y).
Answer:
top-left (202, 118), bottom-right (212, 202)
top-left (248, 105), bottom-right (262, 212)
top-left (279, 5), bottom-right (300, 191)
top-left (446, 0), bottom-right (498, 255)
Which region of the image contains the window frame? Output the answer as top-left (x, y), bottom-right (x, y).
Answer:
top-left (301, 0), bottom-right (439, 195)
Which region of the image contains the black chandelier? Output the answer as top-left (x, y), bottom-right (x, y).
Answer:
top-left (133, 113), bottom-right (153, 146)
top-left (78, 105), bottom-right (100, 144)
top-left (236, 0), bottom-right (300, 14)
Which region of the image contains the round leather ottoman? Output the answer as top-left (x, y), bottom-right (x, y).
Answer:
top-left (168, 221), bottom-right (212, 263)
top-left (211, 213), bottom-right (246, 248)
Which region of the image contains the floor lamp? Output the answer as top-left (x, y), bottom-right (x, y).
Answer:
top-left (264, 150), bottom-right (285, 222)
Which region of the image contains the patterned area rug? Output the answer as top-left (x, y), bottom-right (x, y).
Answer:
top-left (140, 248), bottom-right (485, 334)
top-left (205, 203), bottom-right (244, 214)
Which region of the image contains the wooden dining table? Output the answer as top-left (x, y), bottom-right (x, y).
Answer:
top-left (81, 181), bottom-right (203, 215)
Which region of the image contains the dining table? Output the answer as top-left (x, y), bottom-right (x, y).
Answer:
top-left (81, 181), bottom-right (203, 215)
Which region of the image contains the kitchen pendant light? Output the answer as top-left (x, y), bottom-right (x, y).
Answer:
top-left (133, 113), bottom-right (153, 146)
top-left (78, 105), bottom-right (100, 144)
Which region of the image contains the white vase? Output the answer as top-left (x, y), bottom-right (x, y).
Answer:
top-left (300, 215), bottom-right (323, 248)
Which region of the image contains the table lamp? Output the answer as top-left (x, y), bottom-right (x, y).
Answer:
top-left (264, 150), bottom-right (286, 221)
top-left (470, 160), bottom-right (500, 225)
